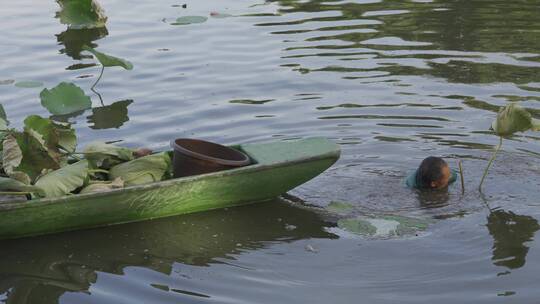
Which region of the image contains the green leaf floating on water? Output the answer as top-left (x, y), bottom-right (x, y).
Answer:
top-left (337, 215), bottom-right (430, 238)
top-left (109, 152), bottom-right (171, 186)
top-left (326, 201), bottom-right (355, 215)
top-left (83, 141), bottom-right (134, 169)
top-left (14, 81), bottom-right (43, 88)
top-left (40, 82), bottom-right (92, 115)
top-left (491, 103), bottom-right (540, 136)
top-left (0, 177), bottom-right (43, 195)
top-left (35, 160), bottom-right (89, 198)
top-left (82, 46), bottom-right (133, 70)
top-left (172, 16), bottom-right (208, 25)
top-left (56, 0), bottom-right (108, 29)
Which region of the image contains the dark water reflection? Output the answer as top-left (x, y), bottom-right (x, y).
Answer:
top-left (487, 209), bottom-right (540, 271)
top-left (0, 201), bottom-right (335, 303)
top-left (2, 0), bottom-right (540, 302)
top-left (87, 99), bottom-right (132, 129)
top-left (57, 27), bottom-right (108, 61)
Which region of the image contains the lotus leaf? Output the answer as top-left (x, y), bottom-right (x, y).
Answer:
top-left (80, 177), bottom-right (124, 194)
top-left (337, 217), bottom-right (377, 236)
top-left (14, 81), bottom-right (43, 88)
top-left (2, 133), bottom-right (61, 182)
top-left (40, 82), bottom-right (92, 115)
top-left (109, 152), bottom-right (171, 186)
top-left (491, 103), bottom-right (540, 136)
top-left (172, 16), bottom-right (208, 25)
top-left (338, 215), bottom-right (430, 237)
top-left (2, 135), bottom-right (23, 175)
top-left (24, 115), bottom-right (77, 155)
top-left (82, 46), bottom-right (133, 70)
top-left (35, 160), bottom-right (89, 198)
top-left (0, 177), bottom-right (43, 195)
top-left (325, 201), bottom-right (355, 215)
top-left (56, 0), bottom-right (108, 29)
top-left (8, 172), bottom-right (32, 185)
top-left (83, 141), bottom-right (134, 168)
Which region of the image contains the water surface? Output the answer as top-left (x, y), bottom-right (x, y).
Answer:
top-left (2, 0), bottom-right (540, 303)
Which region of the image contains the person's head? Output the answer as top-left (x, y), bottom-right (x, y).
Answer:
top-left (416, 156), bottom-right (451, 189)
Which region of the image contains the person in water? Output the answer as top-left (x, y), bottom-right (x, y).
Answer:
top-left (406, 156), bottom-right (457, 189)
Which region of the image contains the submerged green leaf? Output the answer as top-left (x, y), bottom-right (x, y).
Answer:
top-left (82, 46), bottom-right (133, 70)
top-left (491, 103), bottom-right (537, 136)
top-left (56, 0), bottom-right (108, 29)
top-left (0, 177), bottom-right (43, 194)
top-left (172, 16), bottom-right (208, 25)
top-left (325, 201), bottom-right (355, 215)
top-left (338, 215), bottom-right (430, 238)
top-left (14, 81), bottom-right (43, 88)
top-left (80, 177), bottom-right (124, 194)
top-left (35, 160), bottom-right (89, 198)
top-left (83, 141), bottom-right (134, 168)
top-left (40, 82), bottom-right (92, 115)
top-left (109, 152), bottom-right (171, 186)
top-left (338, 217), bottom-right (377, 236)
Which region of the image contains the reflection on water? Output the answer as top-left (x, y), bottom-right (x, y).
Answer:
top-left (87, 99), bottom-right (132, 129)
top-left (3, 0), bottom-right (540, 302)
top-left (55, 0), bottom-right (109, 61)
top-left (0, 200), bottom-right (334, 303)
top-left (415, 188), bottom-right (450, 209)
top-left (57, 27), bottom-right (108, 61)
top-left (487, 209), bottom-right (540, 270)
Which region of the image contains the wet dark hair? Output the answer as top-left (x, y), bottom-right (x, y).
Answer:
top-left (416, 156), bottom-right (448, 188)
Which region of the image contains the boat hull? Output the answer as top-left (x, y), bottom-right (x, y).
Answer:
top-left (0, 138), bottom-right (340, 239)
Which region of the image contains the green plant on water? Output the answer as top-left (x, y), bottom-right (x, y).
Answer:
top-left (56, 0), bottom-right (108, 29)
top-left (479, 103), bottom-right (540, 192)
top-left (40, 82), bottom-right (92, 115)
top-left (81, 45), bottom-right (133, 91)
top-left (0, 105), bottom-right (167, 200)
top-left (171, 16), bottom-right (208, 25)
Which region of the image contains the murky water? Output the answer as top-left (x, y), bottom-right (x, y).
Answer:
top-left (2, 0), bottom-right (540, 303)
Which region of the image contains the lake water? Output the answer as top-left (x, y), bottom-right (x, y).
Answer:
top-left (2, 0), bottom-right (540, 303)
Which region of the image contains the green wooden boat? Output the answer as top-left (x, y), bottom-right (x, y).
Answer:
top-left (0, 138), bottom-right (340, 240)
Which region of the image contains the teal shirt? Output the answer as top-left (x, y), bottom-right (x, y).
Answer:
top-left (405, 169), bottom-right (457, 189)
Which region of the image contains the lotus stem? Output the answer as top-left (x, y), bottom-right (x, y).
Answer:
top-left (458, 160), bottom-right (464, 195)
top-left (58, 146), bottom-right (82, 161)
top-left (91, 66), bottom-right (105, 106)
top-left (479, 136), bottom-right (503, 192)
top-left (91, 65), bottom-right (105, 91)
